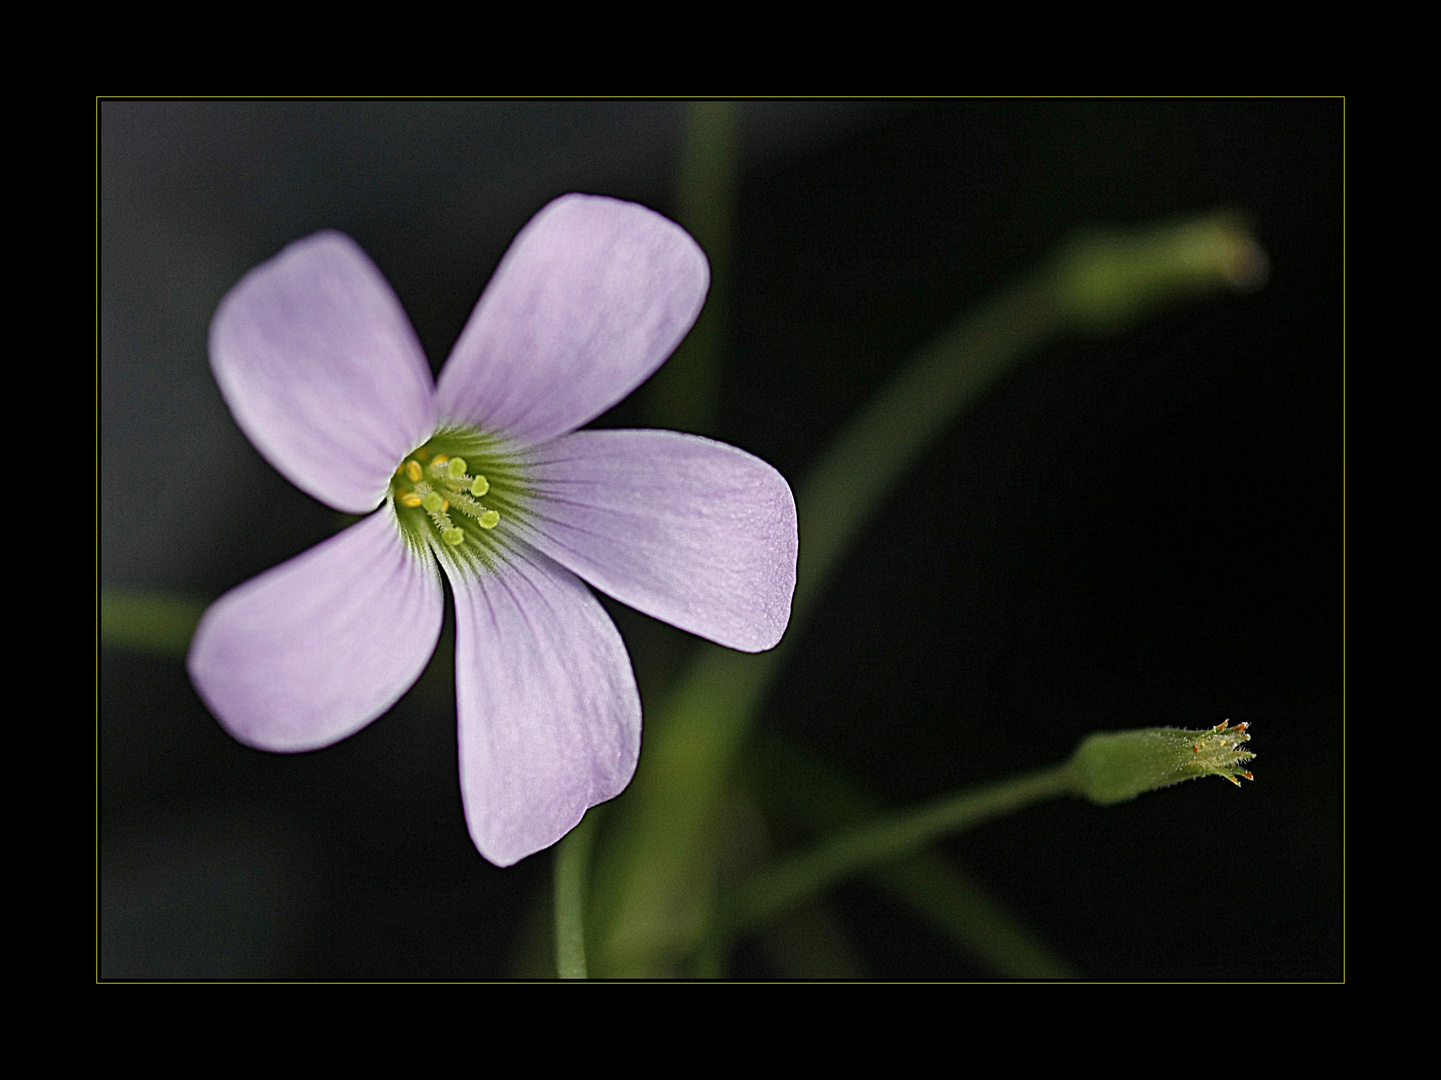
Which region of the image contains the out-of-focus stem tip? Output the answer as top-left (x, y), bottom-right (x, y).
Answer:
top-left (1054, 211), bottom-right (1270, 332)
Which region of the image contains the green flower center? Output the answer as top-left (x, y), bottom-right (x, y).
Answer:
top-left (389, 427), bottom-right (531, 572)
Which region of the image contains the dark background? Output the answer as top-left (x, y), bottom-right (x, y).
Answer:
top-left (100, 100), bottom-right (1342, 980)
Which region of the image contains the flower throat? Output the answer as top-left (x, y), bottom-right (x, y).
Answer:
top-left (389, 428), bottom-right (529, 570)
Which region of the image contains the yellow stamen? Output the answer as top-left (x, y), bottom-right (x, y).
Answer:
top-left (399, 492), bottom-right (422, 508)
top-left (405, 460), bottom-right (422, 483)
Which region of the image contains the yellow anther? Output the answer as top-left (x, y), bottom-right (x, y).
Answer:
top-left (405, 460), bottom-right (423, 483)
top-left (470, 475), bottom-right (490, 497)
top-left (432, 454), bottom-right (449, 467)
top-left (442, 527), bottom-right (465, 546)
top-left (415, 447), bottom-right (431, 460)
top-left (399, 492), bottom-right (423, 508)
top-left (479, 510), bottom-right (500, 530)
top-left (441, 499), bottom-right (450, 512)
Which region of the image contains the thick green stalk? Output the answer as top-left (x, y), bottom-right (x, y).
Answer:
top-left (554, 810), bottom-right (599, 979)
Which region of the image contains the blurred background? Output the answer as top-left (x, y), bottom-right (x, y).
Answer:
top-left (99, 100), bottom-right (1342, 979)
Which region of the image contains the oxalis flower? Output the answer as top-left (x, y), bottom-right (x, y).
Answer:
top-left (187, 194), bottom-right (798, 867)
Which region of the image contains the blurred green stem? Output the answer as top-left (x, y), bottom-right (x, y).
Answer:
top-left (644, 101), bottom-right (738, 436)
top-left (747, 736), bottom-right (1079, 978)
top-left (723, 761), bottom-right (1078, 938)
top-left (590, 211), bottom-right (1267, 977)
top-left (100, 587), bottom-right (206, 657)
top-left (554, 810), bottom-right (599, 979)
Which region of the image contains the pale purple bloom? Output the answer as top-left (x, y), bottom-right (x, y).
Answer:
top-left (187, 195), bottom-right (798, 867)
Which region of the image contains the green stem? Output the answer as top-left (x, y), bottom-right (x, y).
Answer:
top-left (791, 282), bottom-right (1058, 625)
top-left (644, 101), bottom-right (738, 436)
top-left (100, 587), bottom-right (207, 658)
top-left (554, 810), bottom-right (599, 979)
top-left (722, 761), bottom-right (1079, 936)
top-left (747, 736), bottom-right (1078, 978)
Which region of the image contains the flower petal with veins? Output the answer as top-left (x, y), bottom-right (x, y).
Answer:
top-left (210, 231), bottom-right (438, 513)
top-left (521, 429), bottom-right (798, 653)
top-left (450, 546), bottom-right (641, 867)
top-left (437, 194), bottom-right (709, 448)
top-left (188, 507), bottom-right (445, 752)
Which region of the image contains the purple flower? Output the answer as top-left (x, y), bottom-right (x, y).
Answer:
top-left (187, 195), bottom-right (798, 867)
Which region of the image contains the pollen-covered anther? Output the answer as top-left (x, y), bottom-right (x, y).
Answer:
top-left (399, 492), bottom-right (423, 508)
top-left (405, 460), bottom-right (423, 483)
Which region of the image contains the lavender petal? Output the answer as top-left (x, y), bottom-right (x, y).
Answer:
top-left (436, 195), bottom-right (708, 447)
top-left (520, 429), bottom-right (798, 653)
top-left (210, 231), bottom-right (438, 513)
top-left (187, 509), bottom-right (443, 751)
top-left (448, 547), bottom-right (641, 867)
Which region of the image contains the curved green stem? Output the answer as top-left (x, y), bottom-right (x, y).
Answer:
top-left (747, 735), bottom-right (1079, 978)
top-left (722, 761), bottom-right (1079, 936)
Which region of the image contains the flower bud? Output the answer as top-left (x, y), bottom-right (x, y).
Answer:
top-left (1072, 720), bottom-right (1255, 806)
